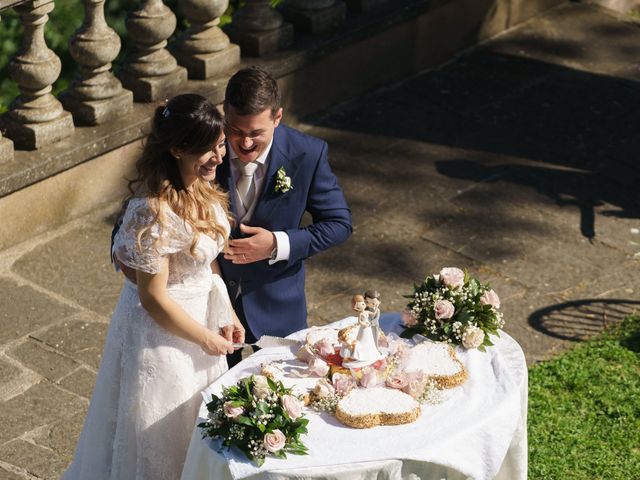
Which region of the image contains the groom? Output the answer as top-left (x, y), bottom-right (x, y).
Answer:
top-left (220, 67), bottom-right (352, 367)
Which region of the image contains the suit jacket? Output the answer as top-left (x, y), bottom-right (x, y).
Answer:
top-left (218, 124), bottom-right (352, 339)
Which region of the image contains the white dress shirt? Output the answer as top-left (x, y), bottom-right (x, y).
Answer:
top-left (228, 140), bottom-right (290, 264)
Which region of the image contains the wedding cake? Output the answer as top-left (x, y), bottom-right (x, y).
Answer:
top-left (401, 342), bottom-right (467, 389)
top-left (335, 387), bottom-right (421, 428)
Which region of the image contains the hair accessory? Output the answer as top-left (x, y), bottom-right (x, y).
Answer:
top-left (162, 106), bottom-right (170, 118)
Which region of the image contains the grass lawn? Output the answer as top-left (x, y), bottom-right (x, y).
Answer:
top-left (528, 315), bottom-right (640, 479)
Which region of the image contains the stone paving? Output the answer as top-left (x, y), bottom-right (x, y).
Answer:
top-left (1, 2), bottom-right (640, 478)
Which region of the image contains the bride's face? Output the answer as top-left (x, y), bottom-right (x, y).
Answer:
top-left (174, 134), bottom-right (226, 188)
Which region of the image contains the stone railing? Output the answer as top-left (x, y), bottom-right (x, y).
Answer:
top-left (0, 0), bottom-right (400, 193)
top-left (0, 0), bottom-right (567, 249)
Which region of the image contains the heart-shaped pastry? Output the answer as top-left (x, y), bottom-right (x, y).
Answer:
top-left (335, 387), bottom-right (421, 428)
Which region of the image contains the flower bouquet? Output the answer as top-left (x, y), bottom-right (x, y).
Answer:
top-left (400, 267), bottom-right (504, 351)
top-left (198, 375), bottom-right (309, 466)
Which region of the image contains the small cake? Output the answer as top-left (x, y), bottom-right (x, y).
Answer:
top-left (402, 342), bottom-right (467, 389)
top-left (335, 387), bottom-right (421, 428)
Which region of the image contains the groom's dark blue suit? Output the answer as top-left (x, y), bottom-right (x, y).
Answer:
top-left (217, 124), bottom-right (352, 339)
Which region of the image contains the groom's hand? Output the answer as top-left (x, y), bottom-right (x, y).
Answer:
top-left (225, 224), bottom-right (276, 264)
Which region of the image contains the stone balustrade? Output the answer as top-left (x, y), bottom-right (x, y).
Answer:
top-left (0, 0), bottom-right (395, 165)
top-left (0, 0), bottom-right (562, 204)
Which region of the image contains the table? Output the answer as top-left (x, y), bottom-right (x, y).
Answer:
top-left (181, 314), bottom-right (528, 480)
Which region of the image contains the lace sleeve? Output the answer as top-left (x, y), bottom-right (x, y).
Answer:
top-left (113, 198), bottom-right (192, 274)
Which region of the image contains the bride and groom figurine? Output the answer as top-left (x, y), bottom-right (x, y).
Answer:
top-left (342, 290), bottom-right (384, 368)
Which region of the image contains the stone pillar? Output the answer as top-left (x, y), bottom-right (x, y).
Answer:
top-left (173, 0), bottom-right (240, 79)
top-left (226, 0), bottom-right (294, 57)
top-left (1, 0), bottom-right (74, 150)
top-left (345, 0), bottom-right (389, 12)
top-left (61, 0), bottom-right (133, 125)
top-left (282, 0), bottom-right (346, 34)
top-left (119, 0), bottom-right (187, 102)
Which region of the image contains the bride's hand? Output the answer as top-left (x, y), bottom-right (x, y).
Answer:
top-left (222, 311), bottom-right (246, 345)
top-left (200, 330), bottom-right (234, 356)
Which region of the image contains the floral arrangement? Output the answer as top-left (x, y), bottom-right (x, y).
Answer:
top-left (400, 267), bottom-right (504, 351)
top-left (274, 166), bottom-right (292, 193)
top-left (307, 337), bottom-right (446, 412)
top-left (198, 375), bottom-right (308, 466)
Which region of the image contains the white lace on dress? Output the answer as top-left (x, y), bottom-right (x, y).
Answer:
top-left (64, 197), bottom-right (233, 480)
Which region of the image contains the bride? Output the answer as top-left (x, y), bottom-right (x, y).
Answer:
top-left (63, 94), bottom-right (244, 480)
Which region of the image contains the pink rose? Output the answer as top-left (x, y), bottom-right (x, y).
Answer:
top-left (314, 338), bottom-right (335, 357)
top-left (223, 401), bottom-right (244, 418)
top-left (313, 378), bottom-right (335, 398)
top-left (480, 289), bottom-right (500, 309)
top-left (332, 372), bottom-right (356, 396)
top-left (401, 309), bottom-right (418, 327)
top-left (359, 368), bottom-right (378, 388)
top-left (439, 267), bottom-right (465, 288)
top-left (434, 299), bottom-right (455, 320)
top-left (281, 394), bottom-right (304, 420)
top-left (263, 429), bottom-right (286, 453)
top-left (296, 344), bottom-right (315, 363)
top-left (308, 357), bottom-right (330, 377)
top-left (386, 372), bottom-right (409, 390)
top-left (402, 372), bottom-right (427, 399)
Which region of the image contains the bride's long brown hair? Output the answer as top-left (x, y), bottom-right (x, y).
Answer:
top-left (128, 93), bottom-right (230, 256)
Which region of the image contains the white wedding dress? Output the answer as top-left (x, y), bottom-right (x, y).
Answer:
top-left (64, 198), bottom-right (232, 480)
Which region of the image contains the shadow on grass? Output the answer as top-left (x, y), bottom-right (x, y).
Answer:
top-left (529, 299), bottom-right (640, 343)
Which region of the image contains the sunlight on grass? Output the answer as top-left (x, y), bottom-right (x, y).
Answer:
top-left (529, 315), bottom-right (640, 479)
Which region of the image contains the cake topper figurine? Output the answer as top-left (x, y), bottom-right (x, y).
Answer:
top-left (364, 290), bottom-right (381, 348)
top-left (342, 294), bottom-right (384, 367)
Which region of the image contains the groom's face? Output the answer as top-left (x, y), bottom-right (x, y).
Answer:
top-left (225, 106), bottom-right (283, 164)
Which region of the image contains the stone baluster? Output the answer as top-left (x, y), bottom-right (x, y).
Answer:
top-left (173, 0), bottom-right (240, 79)
top-left (226, 0), bottom-right (293, 57)
top-left (282, 0), bottom-right (346, 34)
top-left (60, 0), bottom-right (133, 125)
top-left (0, 0), bottom-right (74, 150)
top-left (119, 0), bottom-right (187, 102)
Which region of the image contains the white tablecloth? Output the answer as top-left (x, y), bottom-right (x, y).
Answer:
top-left (181, 314), bottom-right (528, 480)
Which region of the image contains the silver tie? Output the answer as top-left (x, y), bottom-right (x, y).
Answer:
top-left (236, 161), bottom-right (259, 214)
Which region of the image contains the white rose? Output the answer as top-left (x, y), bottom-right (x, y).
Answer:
top-left (439, 267), bottom-right (465, 288)
top-left (296, 344), bottom-right (315, 363)
top-left (281, 394), bottom-right (304, 420)
top-left (434, 299), bottom-right (455, 320)
top-left (359, 368), bottom-right (378, 388)
top-left (480, 289), bottom-right (500, 309)
top-left (263, 429), bottom-right (286, 453)
top-left (462, 325), bottom-right (485, 349)
top-left (308, 357), bottom-right (330, 377)
top-left (253, 375), bottom-right (271, 399)
top-left (313, 378), bottom-right (335, 399)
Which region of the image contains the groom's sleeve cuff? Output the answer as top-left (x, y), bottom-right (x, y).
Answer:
top-left (269, 231), bottom-right (290, 265)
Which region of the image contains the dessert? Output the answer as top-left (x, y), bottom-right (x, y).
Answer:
top-left (335, 387), bottom-right (421, 428)
top-left (401, 341), bottom-right (467, 389)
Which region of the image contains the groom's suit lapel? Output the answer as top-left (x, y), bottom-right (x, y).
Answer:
top-left (252, 125), bottom-right (303, 224)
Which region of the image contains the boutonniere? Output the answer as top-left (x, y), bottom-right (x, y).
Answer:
top-left (274, 166), bottom-right (293, 193)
